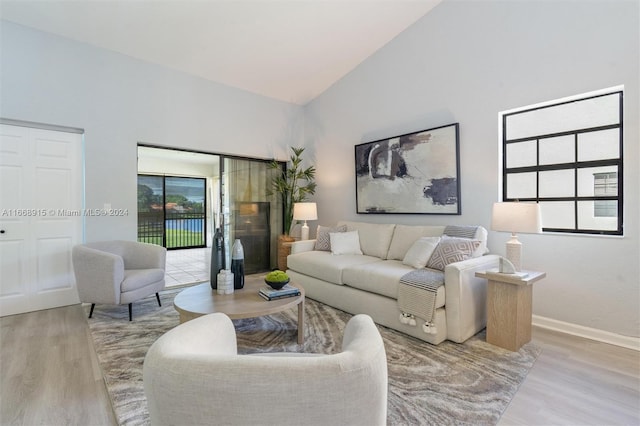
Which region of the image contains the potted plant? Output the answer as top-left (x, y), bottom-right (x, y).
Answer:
top-left (269, 147), bottom-right (316, 269)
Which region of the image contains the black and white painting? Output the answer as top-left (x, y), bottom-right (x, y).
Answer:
top-left (355, 123), bottom-right (461, 214)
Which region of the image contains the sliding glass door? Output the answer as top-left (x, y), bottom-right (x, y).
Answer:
top-left (137, 145), bottom-right (284, 273)
top-left (137, 175), bottom-right (207, 249)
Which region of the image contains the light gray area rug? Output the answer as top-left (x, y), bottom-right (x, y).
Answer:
top-left (86, 287), bottom-right (541, 426)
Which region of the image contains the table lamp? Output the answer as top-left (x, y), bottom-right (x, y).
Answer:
top-left (293, 202), bottom-right (317, 240)
top-left (491, 202), bottom-right (542, 272)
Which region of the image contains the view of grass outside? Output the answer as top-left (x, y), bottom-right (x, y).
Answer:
top-left (141, 229), bottom-right (205, 248)
top-left (137, 175), bottom-right (207, 249)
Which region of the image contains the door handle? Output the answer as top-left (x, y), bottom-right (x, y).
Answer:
top-left (0, 230), bottom-right (5, 234)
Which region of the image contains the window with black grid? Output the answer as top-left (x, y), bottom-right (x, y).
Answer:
top-left (500, 88), bottom-right (623, 235)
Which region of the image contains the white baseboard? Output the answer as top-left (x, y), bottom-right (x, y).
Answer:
top-left (532, 315), bottom-right (640, 351)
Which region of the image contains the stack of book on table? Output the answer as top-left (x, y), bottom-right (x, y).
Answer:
top-left (259, 284), bottom-right (300, 301)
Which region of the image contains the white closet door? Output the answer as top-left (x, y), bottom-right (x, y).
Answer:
top-left (0, 124), bottom-right (83, 316)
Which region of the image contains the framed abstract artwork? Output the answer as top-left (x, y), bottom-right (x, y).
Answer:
top-left (355, 123), bottom-right (461, 215)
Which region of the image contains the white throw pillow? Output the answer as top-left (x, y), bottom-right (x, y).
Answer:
top-left (329, 230), bottom-right (363, 255)
top-left (402, 237), bottom-right (441, 269)
top-left (338, 221), bottom-right (395, 259)
top-left (314, 224), bottom-right (347, 251)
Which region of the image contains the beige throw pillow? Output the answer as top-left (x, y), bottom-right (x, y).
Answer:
top-left (402, 237), bottom-right (441, 269)
top-left (329, 230), bottom-right (363, 255)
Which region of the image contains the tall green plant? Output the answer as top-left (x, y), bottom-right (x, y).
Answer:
top-left (268, 147), bottom-right (316, 235)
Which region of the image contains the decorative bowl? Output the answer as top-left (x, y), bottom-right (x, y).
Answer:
top-left (265, 278), bottom-right (290, 290)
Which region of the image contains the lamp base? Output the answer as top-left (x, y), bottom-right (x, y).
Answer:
top-left (300, 222), bottom-right (310, 240)
top-left (505, 234), bottom-right (522, 272)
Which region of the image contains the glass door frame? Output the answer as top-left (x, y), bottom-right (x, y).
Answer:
top-left (220, 155), bottom-right (283, 273)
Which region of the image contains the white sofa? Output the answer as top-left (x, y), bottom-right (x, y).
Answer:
top-left (286, 221), bottom-right (500, 345)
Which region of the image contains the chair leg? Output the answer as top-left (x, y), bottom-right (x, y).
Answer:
top-left (89, 303), bottom-right (95, 318)
top-left (129, 303), bottom-right (133, 321)
top-left (156, 292), bottom-right (162, 307)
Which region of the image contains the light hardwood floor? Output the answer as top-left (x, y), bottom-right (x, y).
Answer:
top-left (1, 305), bottom-right (116, 425)
top-left (500, 328), bottom-right (639, 425)
top-left (1, 304), bottom-right (638, 425)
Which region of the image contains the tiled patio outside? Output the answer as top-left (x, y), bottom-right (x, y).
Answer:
top-left (165, 247), bottom-right (211, 288)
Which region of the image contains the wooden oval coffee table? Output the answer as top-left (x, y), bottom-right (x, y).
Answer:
top-left (173, 275), bottom-right (305, 344)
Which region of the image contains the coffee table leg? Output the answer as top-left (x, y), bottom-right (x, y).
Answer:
top-left (297, 298), bottom-right (305, 345)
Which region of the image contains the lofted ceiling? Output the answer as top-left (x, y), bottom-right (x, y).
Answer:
top-left (0, 0), bottom-right (441, 105)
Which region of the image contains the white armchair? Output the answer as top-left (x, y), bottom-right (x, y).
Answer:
top-left (143, 313), bottom-right (388, 426)
top-left (72, 240), bottom-right (166, 321)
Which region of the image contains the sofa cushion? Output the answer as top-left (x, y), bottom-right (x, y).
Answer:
top-left (287, 251), bottom-right (381, 285)
top-left (338, 221), bottom-right (396, 259)
top-left (426, 237), bottom-right (480, 271)
top-left (342, 260), bottom-right (445, 307)
top-left (330, 230), bottom-right (363, 255)
top-left (386, 225), bottom-right (446, 260)
top-left (402, 237), bottom-right (441, 269)
top-left (314, 224), bottom-right (347, 251)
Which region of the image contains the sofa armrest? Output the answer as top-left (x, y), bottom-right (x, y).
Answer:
top-left (289, 239), bottom-right (317, 254)
top-left (444, 254), bottom-right (500, 343)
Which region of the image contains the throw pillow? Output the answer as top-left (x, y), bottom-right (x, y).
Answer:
top-left (315, 225), bottom-right (347, 251)
top-left (443, 225), bottom-right (489, 257)
top-left (329, 230), bottom-right (363, 255)
top-left (402, 237), bottom-right (441, 269)
top-left (426, 236), bottom-right (481, 271)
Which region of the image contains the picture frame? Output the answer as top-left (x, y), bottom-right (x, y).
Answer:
top-left (355, 122), bottom-right (461, 215)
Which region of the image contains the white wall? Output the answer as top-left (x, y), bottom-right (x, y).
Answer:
top-left (304, 0), bottom-right (639, 339)
top-left (1, 1), bottom-right (638, 340)
top-left (0, 20), bottom-right (304, 242)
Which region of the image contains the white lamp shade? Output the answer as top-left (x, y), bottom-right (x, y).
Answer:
top-left (293, 202), bottom-right (317, 221)
top-left (491, 202), bottom-right (542, 234)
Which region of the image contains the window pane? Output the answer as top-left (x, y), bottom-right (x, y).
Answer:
top-left (505, 93), bottom-right (620, 140)
top-left (506, 172), bottom-right (537, 199)
top-left (539, 135), bottom-right (574, 165)
top-left (594, 200), bottom-right (617, 218)
top-left (539, 201), bottom-right (575, 229)
top-left (539, 170), bottom-right (574, 197)
top-left (506, 140), bottom-right (537, 168)
top-left (577, 166), bottom-right (617, 197)
top-left (577, 128), bottom-right (619, 161)
top-left (578, 201), bottom-right (618, 230)
top-left (138, 175), bottom-right (164, 245)
top-left (165, 177), bottom-right (206, 248)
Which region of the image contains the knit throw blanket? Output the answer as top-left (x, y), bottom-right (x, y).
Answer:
top-left (444, 225), bottom-right (479, 239)
top-left (397, 268), bottom-right (444, 335)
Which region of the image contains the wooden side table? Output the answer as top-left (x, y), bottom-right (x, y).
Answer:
top-left (277, 235), bottom-right (295, 271)
top-left (475, 270), bottom-right (546, 351)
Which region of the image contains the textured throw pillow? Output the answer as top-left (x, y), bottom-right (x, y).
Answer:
top-left (314, 225), bottom-right (347, 251)
top-left (426, 236), bottom-right (481, 271)
top-left (443, 225), bottom-right (488, 257)
top-left (329, 230), bottom-right (363, 255)
top-left (402, 237), bottom-right (441, 269)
